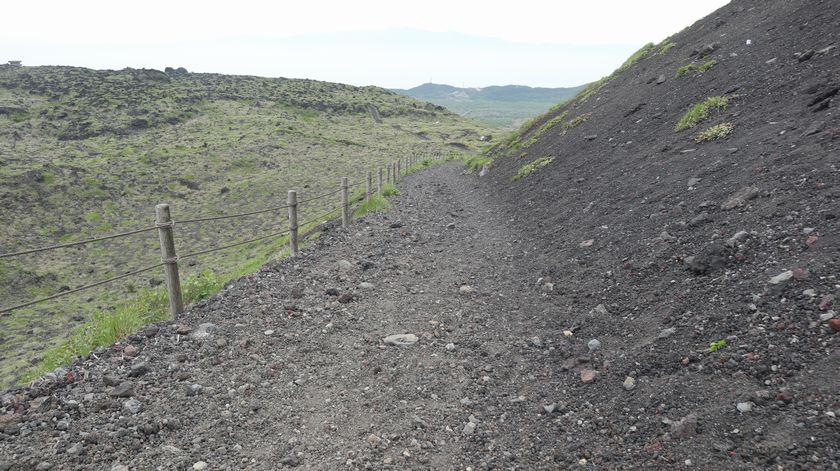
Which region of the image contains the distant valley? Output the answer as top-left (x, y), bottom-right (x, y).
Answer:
top-left (392, 82), bottom-right (585, 129)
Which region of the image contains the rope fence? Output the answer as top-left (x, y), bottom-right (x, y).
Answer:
top-left (0, 151), bottom-right (454, 316)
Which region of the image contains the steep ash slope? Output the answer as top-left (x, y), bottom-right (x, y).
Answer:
top-left (485, 0), bottom-right (839, 467)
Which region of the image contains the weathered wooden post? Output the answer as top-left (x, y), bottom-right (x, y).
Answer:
top-left (386, 164), bottom-right (391, 185)
top-left (340, 177), bottom-right (350, 228)
top-left (366, 171), bottom-right (372, 200)
top-left (155, 204), bottom-right (183, 315)
top-left (378, 167), bottom-right (383, 193)
top-left (287, 190), bottom-right (299, 257)
top-left (397, 160), bottom-right (401, 181)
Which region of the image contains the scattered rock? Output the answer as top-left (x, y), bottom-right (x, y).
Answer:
top-left (458, 285), bottom-right (474, 295)
top-left (687, 177), bottom-right (701, 187)
top-left (587, 339), bottom-right (601, 351)
top-left (66, 442), bottom-right (83, 455)
top-left (528, 336), bottom-right (544, 348)
top-left (828, 319), bottom-right (840, 332)
top-left (123, 345), bottom-right (139, 357)
top-left (359, 282), bottom-right (374, 289)
top-left (819, 294), bottom-right (834, 311)
top-left (192, 462), bottom-right (208, 470)
top-left (191, 323), bottom-right (218, 340)
top-left (336, 260), bottom-right (353, 271)
top-left (279, 455), bottom-right (301, 467)
top-left (726, 230), bottom-right (750, 247)
top-left (721, 186), bottom-right (760, 210)
top-left (325, 288), bottom-right (340, 296)
top-left (367, 434), bottom-right (382, 446)
top-left (656, 74), bottom-right (667, 84)
top-left (791, 268), bottom-right (809, 281)
top-left (736, 402), bottom-right (754, 413)
top-left (579, 239), bottom-right (595, 248)
top-left (670, 414), bottom-right (698, 438)
top-left (592, 304), bottom-right (609, 315)
top-left (623, 376), bottom-right (636, 391)
top-left (128, 362), bottom-right (150, 377)
top-left (123, 398), bottom-right (143, 415)
top-left (776, 389), bottom-right (794, 403)
top-left (383, 334), bottom-right (418, 346)
top-left (580, 369), bottom-right (598, 384)
top-left (769, 270), bottom-right (793, 284)
top-left (658, 328), bottom-right (676, 339)
top-left (337, 292), bottom-right (354, 304)
top-left (543, 403), bottom-right (556, 414)
top-left (109, 382), bottom-right (134, 398)
top-left (446, 222), bottom-right (456, 229)
top-left (445, 343), bottom-right (456, 351)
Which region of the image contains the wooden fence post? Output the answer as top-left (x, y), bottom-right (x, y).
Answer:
top-left (378, 167), bottom-right (383, 193)
top-left (340, 177), bottom-right (350, 228)
top-left (386, 165), bottom-right (391, 185)
top-left (287, 190), bottom-right (299, 257)
top-left (397, 160), bottom-right (401, 181)
top-left (155, 204), bottom-right (183, 316)
top-left (366, 171), bottom-right (372, 200)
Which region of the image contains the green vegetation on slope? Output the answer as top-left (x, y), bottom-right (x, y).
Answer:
top-left (512, 156), bottom-right (554, 182)
top-left (0, 65), bottom-right (493, 386)
top-left (675, 95), bottom-right (731, 132)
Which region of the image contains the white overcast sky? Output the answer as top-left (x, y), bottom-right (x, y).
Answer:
top-left (2, 0), bottom-right (730, 88)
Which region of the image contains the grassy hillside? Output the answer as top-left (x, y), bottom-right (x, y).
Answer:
top-left (0, 65), bottom-right (493, 386)
top-left (392, 82), bottom-right (585, 129)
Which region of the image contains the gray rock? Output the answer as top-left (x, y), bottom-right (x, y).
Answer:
top-left (721, 186), bottom-right (760, 210)
top-left (111, 466), bottom-right (130, 471)
top-left (446, 222), bottom-right (456, 229)
top-left (191, 323), bottom-right (218, 340)
top-left (66, 442), bottom-right (83, 455)
top-left (769, 270), bottom-right (793, 284)
top-left (623, 376), bottom-right (636, 391)
top-left (543, 403), bottom-right (556, 414)
top-left (55, 420), bottom-right (70, 431)
top-left (35, 463), bottom-right (52, 471)
top-left (658, 328), bottom-right (676, 339)
top-left (109, 382), bottom-right (134, 398)
top-left (736, 402), bottom-right (754, 413)
top-left (459, 285), bottom-right (474, 294)
top-left (580, 239), bottom-right (595, 247)
top-left (123, 398), bottom-right (143, 415)
top-left (687, 177), bottom-right (701, 187)
top-left (726, 230), bottom-right (750, 247)
top-left (463, 421), bottom-right (477, 435)
top-left (445, 343), bottom-right (456, 351)
top-left (359, 282), bottom-right (374, 289)
top-left (670, 413), bottom-right (698, 438)
top-left (336, 260), bottom-right (353, 270)
top-left (383, 334), bottom-right (418, 346)
top-left (192, 462), bottom-right (208, 471)
top-left (128, 362), bottom-right (149, 377)
top-left (528, 336), bottom-right (544, 348)
top-left (656, 74), bottom-right (667, 84)
top-left (587, 339), bottom-right (601, 351)
top-left (592, 304), bottom-right (609, 315)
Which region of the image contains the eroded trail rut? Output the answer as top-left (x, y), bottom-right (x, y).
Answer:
top-left (1, 163), bottom-right (575, 470)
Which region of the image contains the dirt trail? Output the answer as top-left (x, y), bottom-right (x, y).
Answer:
top-left (0, 163), bottom-right (576, 470)
top-left (3, 161), bottom-right (837, 470)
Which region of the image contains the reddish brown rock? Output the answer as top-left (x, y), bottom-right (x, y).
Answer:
top-left (791, 268), bottom-right (809, 281)
top-left (819, 294), bottom-right (835, 311)
top-left (580, 369), bottom-right (598, 384)
top-left (828, 319), bottom-right (840, 332)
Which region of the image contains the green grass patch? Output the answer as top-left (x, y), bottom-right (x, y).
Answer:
top-left (354, 193), bottom-right (391, 217)
top-left (658, 40), bottom-right (677, 55)
top-left (694, 122), bottom-right (734, 142)
top-left (512, 156), bottom-right (554, 182)
top-left (676, 59), bottom-right (718, 78)
top-left (675, 96), bottom-right (731, 132)
top-left (381, 182), bottom-right (400, 197)
top-left (464, 156), bottom-right (492, 173)
top-left (21, 270), bottom-right (223, 383)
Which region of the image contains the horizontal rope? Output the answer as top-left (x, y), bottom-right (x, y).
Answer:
top-left (178, 203), bottom-right (290, 225)
top-left (180, 227), bottom-right (292, 260)
top-left (0, 263), bottom-right (164, 314)
top-left (0, 225), bottom-right (159, 259)
top-left (297, 187), bottom-right (343, 205)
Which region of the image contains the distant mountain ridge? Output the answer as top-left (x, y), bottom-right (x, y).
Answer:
top-left (392, 82), bottom-right (586, 129)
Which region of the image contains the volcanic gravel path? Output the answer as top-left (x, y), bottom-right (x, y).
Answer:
top-left (1, 162), bottom-right (838, 470)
